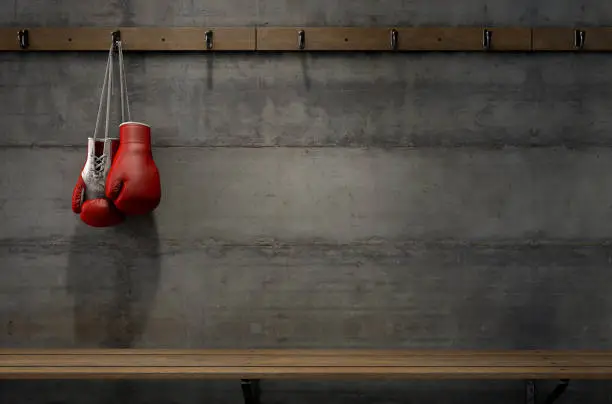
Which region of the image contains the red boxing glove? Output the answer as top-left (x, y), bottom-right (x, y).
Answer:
top-left (106, 122), bottom-right (161, 215)
top-left (72, 138), bottom-right (124, 227)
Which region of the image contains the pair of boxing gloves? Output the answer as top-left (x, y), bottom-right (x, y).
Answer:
top-left (72, 122), bottom-right (161, 227)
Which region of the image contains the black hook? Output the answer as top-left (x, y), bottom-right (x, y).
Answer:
top-left (17, 29), bottom-right (29, 50)
top-left (111, 30), bottom-right (121, 52)
top-left (482, 29), bottom-right (492, 50)
top-left (390, 29), bottom-right (398, 50)
top-left (298, 30), bottom-right (305, 50)
top-left (574, 29), bottom-right (586, 50)
top-left (205, 30), bottom-right (214, 50)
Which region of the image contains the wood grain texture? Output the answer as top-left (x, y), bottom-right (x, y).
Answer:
top-left (0, 27), bottom-right (256, 51)
top-left (395, 27), bottom-right (531, 51)
top-left (257, 27), bottom-right (397, 51)
top-left (120, 28), bottom-right (256, 51)
top-left (2, 350), bottom-right (612, 379)
top-left (0, 29), bottom-right (23, 51)
top-left (256, 27), bottom-right (531, 51)
top-left (533, 28), bottom-right (580, 51)
top-left (533, 28), bottom-right (612, 51)
top-left (475, 27), bottom-right (532, 51)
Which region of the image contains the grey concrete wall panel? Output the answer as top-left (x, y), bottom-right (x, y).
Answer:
top-left (0, 1), bottom-right (15, 25)
top-left (14, 0), bottom-right (258, 26)
top-left (3, 53), bottom-right (612, 147)
top-left (10, 0), bottom-right (538, 27)
top-left (2, 238), bottom-right (612, 349)
top-left (259, 0), bottom-right (535, 26)
top-left (4, 148), bottom-right (612, 242)
top-left (536, 0), bottom-right (612, 26)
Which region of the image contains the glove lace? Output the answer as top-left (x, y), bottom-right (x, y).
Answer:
top-left (92, 155), bottom-right (107, 177)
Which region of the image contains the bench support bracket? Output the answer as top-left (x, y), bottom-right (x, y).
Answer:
top-left (526, 379), bottom-right (570, 404)
top-left (526, 380), bottom-right (536, 404)
top-left (241, 379), bottom-right (261, 404)
top-left (544, 379), bottom-right (570, 404)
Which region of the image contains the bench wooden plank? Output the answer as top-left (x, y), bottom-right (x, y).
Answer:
top-left (4, 349), bottom-right (612, 356)
top-left (1, 350), bottom-right (612, 379)
top-left (2, 352), bottom-right (612, 367)
top-left (1, 366), bottom-right (612, 380)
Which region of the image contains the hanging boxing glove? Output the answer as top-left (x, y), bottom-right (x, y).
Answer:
top-left (71, 41), bottom-right (123, 227)
top-left (72, 138), bottom-right (124, 227)
top-left (105, 41), bottom-right (161, 215)
top-left (106, 121), bottom-right (161, 215)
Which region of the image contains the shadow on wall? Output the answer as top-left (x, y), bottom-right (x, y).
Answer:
top-left (66, 214), bottom-right (161, 348)
top-left (300, 53), bottom-right (311, 91)
top-left (206, 53), bottom-right (214, 90)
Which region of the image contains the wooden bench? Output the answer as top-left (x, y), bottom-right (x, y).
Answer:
top-left (1, 349), bottom-right (610, 403)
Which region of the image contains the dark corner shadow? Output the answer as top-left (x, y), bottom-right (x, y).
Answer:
top-left (66, 214), bottom-right (161, 349)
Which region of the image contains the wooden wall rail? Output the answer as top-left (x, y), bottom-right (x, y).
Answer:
top-left (533, 27), bottom-right (612, 51)
top-left (0, 27), bottom-right (256, 51)
top-left (1, 26), bottom-right (612, 52)
top-left (256, 27), bottom-right (531, 51)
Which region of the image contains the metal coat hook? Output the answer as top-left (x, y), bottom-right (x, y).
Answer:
top-left (111, 30), bottom-right (121, 52)
top-left (390, 29), bottom-right (399, 50)
top-left (482, 29), bottom-right (492, 50)
top-left (297, 29), bottom-right (305, 50)
top-left (205, 30), bottom-right (214, 50)
top-left (574, 29), bottom-right (586, 50)
top-left (17, 29), bottom-right (29, 50)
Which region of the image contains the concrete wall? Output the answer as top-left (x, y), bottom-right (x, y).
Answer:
top-left (2, 0), bottom-right (612, 402)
